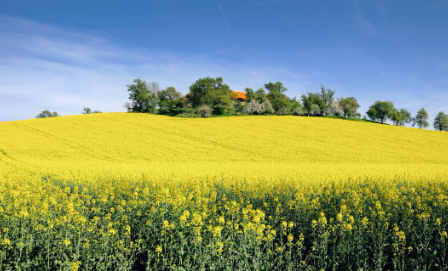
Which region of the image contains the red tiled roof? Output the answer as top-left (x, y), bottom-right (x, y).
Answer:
top-left (230, 91), bottom-right (247, 100)
top-left (184, 91), bottom-right (247, 100)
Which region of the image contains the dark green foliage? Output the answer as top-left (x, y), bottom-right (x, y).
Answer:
top-left (412, 108), bottom-right (429, 129)
top-left (366, 101), bottom-right (395, 124)
top-left (187, 77), bottom-right (232, 115)
top-left (197, 104), bottom-right (213, 118)
top-left (233, 102), bottom-right (245, 115)
top-left (255, 88), bottom-right (268, 103)
top-left (83, 107), bottom-right (92, 114)
top-left (433, 111), bottom-right (447, 131)
top-left (366, 107), bottom-right (378, 122)
top-left (301, 93), bottom-right (326, 116)
top-left (262, 81), bottom-right (290, 114)
top-left (127, 79), bottom-right (149, 112)
top-left (399, 109), bottom-right (412, 126)
top-left (338, 97), bottom-right (360, 118)
top-left (325, 115), bottom-right (374, 123)
top-left (244, 87), bottom-right (256, 102)
top-left (268, 91), bottom-right (290, 113)
top-left (127, 79), bottom-right (160, 113)
top-left (36, 110), bottom-right (59, 118)
top-left (290, 97), bottom-right (304, 116)
top-left (82, 108), bottom-right (101, 114)
top-left (159, 87), bottom-right (182, 114)
top-left (320, 85), bottom-right (335, 115)
top-left (264, 82), bottom-right (287, 93)
top-left (390, 108), bottom-right (411, 126)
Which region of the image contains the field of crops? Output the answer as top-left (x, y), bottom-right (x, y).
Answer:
top-left (1, 113), bottom-right (448, 270)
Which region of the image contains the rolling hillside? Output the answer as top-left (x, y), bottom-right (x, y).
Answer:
top-left (1, 113), bottom-right (448, 270)
top-left (1, 112), bottom-right (447, 182)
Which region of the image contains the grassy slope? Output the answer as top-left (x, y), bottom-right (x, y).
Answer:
top-left (0, 113), bottom-right (447, 182)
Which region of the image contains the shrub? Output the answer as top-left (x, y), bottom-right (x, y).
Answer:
top-left (276, 106), bottom-right (290, 115)
top-left (36, 110), bottom-right (59, 118)
top-left (261, 100), bottom-right (274, 114)
top-left (175, 113), bottom-right (200, 118)
top-left (292, 105), bottom-right (304, 116)
top-left (244, 100), bottom-right (262, 115)
top-left (197, 105), bottom-right (213, 118)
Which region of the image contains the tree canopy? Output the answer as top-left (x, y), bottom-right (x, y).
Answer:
top-left (366, 101), bottom-right (395, 124)
top-left (412, 108), bottom-right (429, 129)
top-left (390, 108), bottom-right (411, 126)
top-left (36, 110), bottom-right (59, 118)
top-left (267, 91), bottom-right (290, 113)
top-left (187, 77), bottom-right (232, 114)
top-left (261, 82), bottom-right (289, 114)
top-left (338, 97), bottom-right (360, 118)
top-left (433, 111), bottom-right (447, 131)
top-left (159, 87), bottom-right (182, 113)
top-left (244, 87), bottom-right (256, 102)
top-left (301, 93), bottom-right (325, 116)
top-left (82, 108), bottom-right (101, 114)
top-left (264, 82), bottom-right (287, 93)
top-left (127, 79), bottom-right (159, 113)
top-left (320, 85), bottom-right (335, 116)
top-left (122, 77), bottom-right (439, 129)
top-left (329, 101), bottom-right (343, 116)
top-left (255, 88), bottom-right (268, 103)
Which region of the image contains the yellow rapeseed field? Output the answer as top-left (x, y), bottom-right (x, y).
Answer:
top-left (0, 113), bottom-right (447, 270)
top-left (1, 113), bottom-right (447, 182)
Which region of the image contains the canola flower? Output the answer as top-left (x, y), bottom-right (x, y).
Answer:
top-left (0, 113), bottom-right (447, 269)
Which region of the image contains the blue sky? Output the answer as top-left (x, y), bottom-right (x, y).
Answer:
top-left (0, 0), bottom-right (447, 127)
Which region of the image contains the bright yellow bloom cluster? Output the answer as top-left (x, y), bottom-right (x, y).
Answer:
top-left (1, 113), bottom-right (447, 183)
top-left (0, 113), bottom-right (447, 269)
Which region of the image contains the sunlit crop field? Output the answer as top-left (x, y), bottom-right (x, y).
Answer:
top-left (1, 113), bottom-right (448, 270)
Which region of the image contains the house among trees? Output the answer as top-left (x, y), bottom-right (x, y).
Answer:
top-left (124, 77), bottom-right (385, 121)
top-left (230, 91), bottom-right (247, 101)
top-left (184, 91), bottom-right (247, 102)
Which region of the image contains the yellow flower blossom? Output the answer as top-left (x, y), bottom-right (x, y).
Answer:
top-left (213, 226), bottom-right (223, 238)
top-left (63, 239), bottom-right (71, 247)
top-left (155, 245), bottom-right (162, 256)
top-left (0, 113), bottom-right (448, 268)
top-left (336, 213), bottom-right (343, 223)
top-left (70, 261), bottom-right (81, 271)
top-left (288, 221), bottom-right (294, 228)
top-left (2, 238), bottom-right (11, 246)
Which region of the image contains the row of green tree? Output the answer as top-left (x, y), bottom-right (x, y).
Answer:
top-left (34, 77), bottom-right (447, 131)
top-left (35, 108), bottom-right (101, 118)
top-left (125, 77), bottom-right (361, 117)
top-left (124, 76), bottom-right (448, 131)
top-left (365, 101), bottom-right (448, 131)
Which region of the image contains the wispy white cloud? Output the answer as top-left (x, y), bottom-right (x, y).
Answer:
top-left (373, 1), bottom-right (388, 26)
top-left (352, 10), bottom-right (377, 36)
top-left (248, 0), bottom-right (285, 6)
top-left (351, 0), bottom-right (377, 37)
top-left (0, 16), bottom-right (313, 122)
top-left (1, 16), bottom-right (445, 128)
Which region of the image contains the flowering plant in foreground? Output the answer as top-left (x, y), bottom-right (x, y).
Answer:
top-left (0, 176), bottom-right (447, 270)
top-left (1, 114), bottom-right (448, 269)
